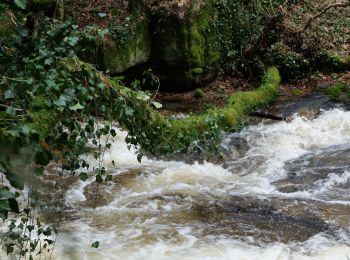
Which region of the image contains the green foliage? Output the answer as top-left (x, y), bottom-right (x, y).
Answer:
top-left (265, 42), bottom-right (310, 81)
top-left (316, 51), bottom-right (350, 72)
top-left (193, 88), bottom-right (206, 99)
top-left (0, 16), bottom-right (152, 256)
top-left (144, 66), bottom-right (281, 155)
top-left (14, 0), bottom-right (27, 10)
top-left (91, 241), bottom-right (100, 248)
top-left (325, 83), bottom-right (349, 99)
top-left (214, 0), bottom-right (284, 71)
top-left (3, 211), bottom-right (56, 257)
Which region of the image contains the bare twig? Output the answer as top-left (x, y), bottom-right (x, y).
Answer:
top-left (277, 0), bottom-right (295, 15)
top-left (6, 11), bottom-right (18, 26)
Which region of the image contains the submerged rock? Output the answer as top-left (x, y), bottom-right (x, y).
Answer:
top-left (193, 196), bottom-right (329, 243)
top-left (274, 144), bottom-right (350, 201)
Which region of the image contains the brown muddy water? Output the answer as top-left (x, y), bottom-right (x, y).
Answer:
top-left (42, 106), bottom-right (350, 260)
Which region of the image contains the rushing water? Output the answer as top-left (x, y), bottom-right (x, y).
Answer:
top-left (47, 108), bottom-right (350, 259)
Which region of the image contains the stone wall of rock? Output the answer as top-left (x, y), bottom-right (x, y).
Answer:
top-left (61, 0), bottom-right (223, 89)
top-left (150, 0), bottom-right (220, 88)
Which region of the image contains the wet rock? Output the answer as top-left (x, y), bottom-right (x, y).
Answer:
top-left (221, 137), bottom-right (250, 160)
top-left (112, 169), bottom-right (143, 187)
top-left (65, 0), bottom-right (151, 74)
top-left (193, 196), bottom-right (329, 243)
top-left (82, 182), bottom-right (112, 208)
top-left (151, 0), bottom-right (220, 89)
top-left (274, 144), bottom-right (350, 199)
top-left (277, 185), bottom-right (301, 193)
top-left (254, 93), bottom-right (347, 120)
top-left (82, 168), bottom-right (147, 208)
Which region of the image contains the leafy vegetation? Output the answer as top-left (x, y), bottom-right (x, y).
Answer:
top-left (325, 82), bottom-right (350, 99)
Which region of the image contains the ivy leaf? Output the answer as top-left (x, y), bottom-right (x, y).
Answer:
top-left (5, 106), bottom-right (16, 115)
top-left (35, 148), bottom-right (52, 166)
top-left (124, 108), bottom-right (134, 116)
top-left (21, 124), bottom-right (32, 135)
top-left (45, 79), bottom-right (57, 89)
top-left (79, 172), bottom-right (88, 181)
top-left (8, 198), bottom-right (19, 213)
top-left (137, 153), bottom-right (143, 163)
top-left (96, 175), bottom-right (103, 183)
top-left (69, 102), bottom-right (84, 111)
top-left (14, 0), bottom-right (27, 9)
top-left (68, 36), bottom-right (79, 46)
top-left (0, 200), bottom-right (11, 212)
top-left (91, 241), bottom-right (100, 248)
top-left (136, 91), bottom-right (150, 101)
top-left (110, 129), bottom-right (116, 137)
top-left (152, 101), bottom-right (162, 109)
top-left (105, 175), bottom-right (112, 182)
top-left (44, 57), bottom-right (54, 65)
top-left (4, 89), bottom-right (15, 100)
top-left (0, 190), bottom-right (16, 200)
top-left (64, 88), bottom-right (76, 101)
top-left (53, 95), bottom-right (67, 107)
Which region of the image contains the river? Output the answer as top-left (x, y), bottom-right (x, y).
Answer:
top-left (48, 107), bottom-right (350, 259)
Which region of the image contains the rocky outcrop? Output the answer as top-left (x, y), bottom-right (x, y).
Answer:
top-left (62, 0), bottom-right (222, 89)
top-left (101, 0), bottom-right (151, 74)
top-left (150, 0), bottom-right (220, 88)
top-left (64, 0), bottom-right (151, 74)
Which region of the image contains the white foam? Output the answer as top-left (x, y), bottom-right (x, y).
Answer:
top-left (54, 109), bottom-right (350, 259)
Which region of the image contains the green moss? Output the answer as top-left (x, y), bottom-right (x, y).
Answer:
top-left (102, 20), bottom-right (151, 73)
top-left (73, 59), bottom-right (280, 155)
top-left (316, 51), bottom-right (350, 71)
top-left (190, 67), bottom-right (204, 75)
top-left (193, 88), bottom-right (206, 98)
top-left (28, 109), bottom-right (59, 139)
top-left (184, 0), bottom-right (220, 68)
top-left (31, 96), bottom-right (48, 109)
top-left (153, 0), bottom-right (220, 86)
top-left (160, 67), bottom-right (280, 150)
top-left (325, 83), bottom-right (348, 99)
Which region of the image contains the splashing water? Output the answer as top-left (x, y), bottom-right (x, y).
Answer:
top-left (47, 109), bottom-right (350, 259)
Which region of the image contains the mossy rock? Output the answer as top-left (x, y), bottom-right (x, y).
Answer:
top-left (151, 0), bottom-right (220, 88)
top-left (65, 0), bottom-right (151, 74)
top-left (100, 0), bottom-right (151, 73)
top-left (315, 51), bottom-right (350, 72)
